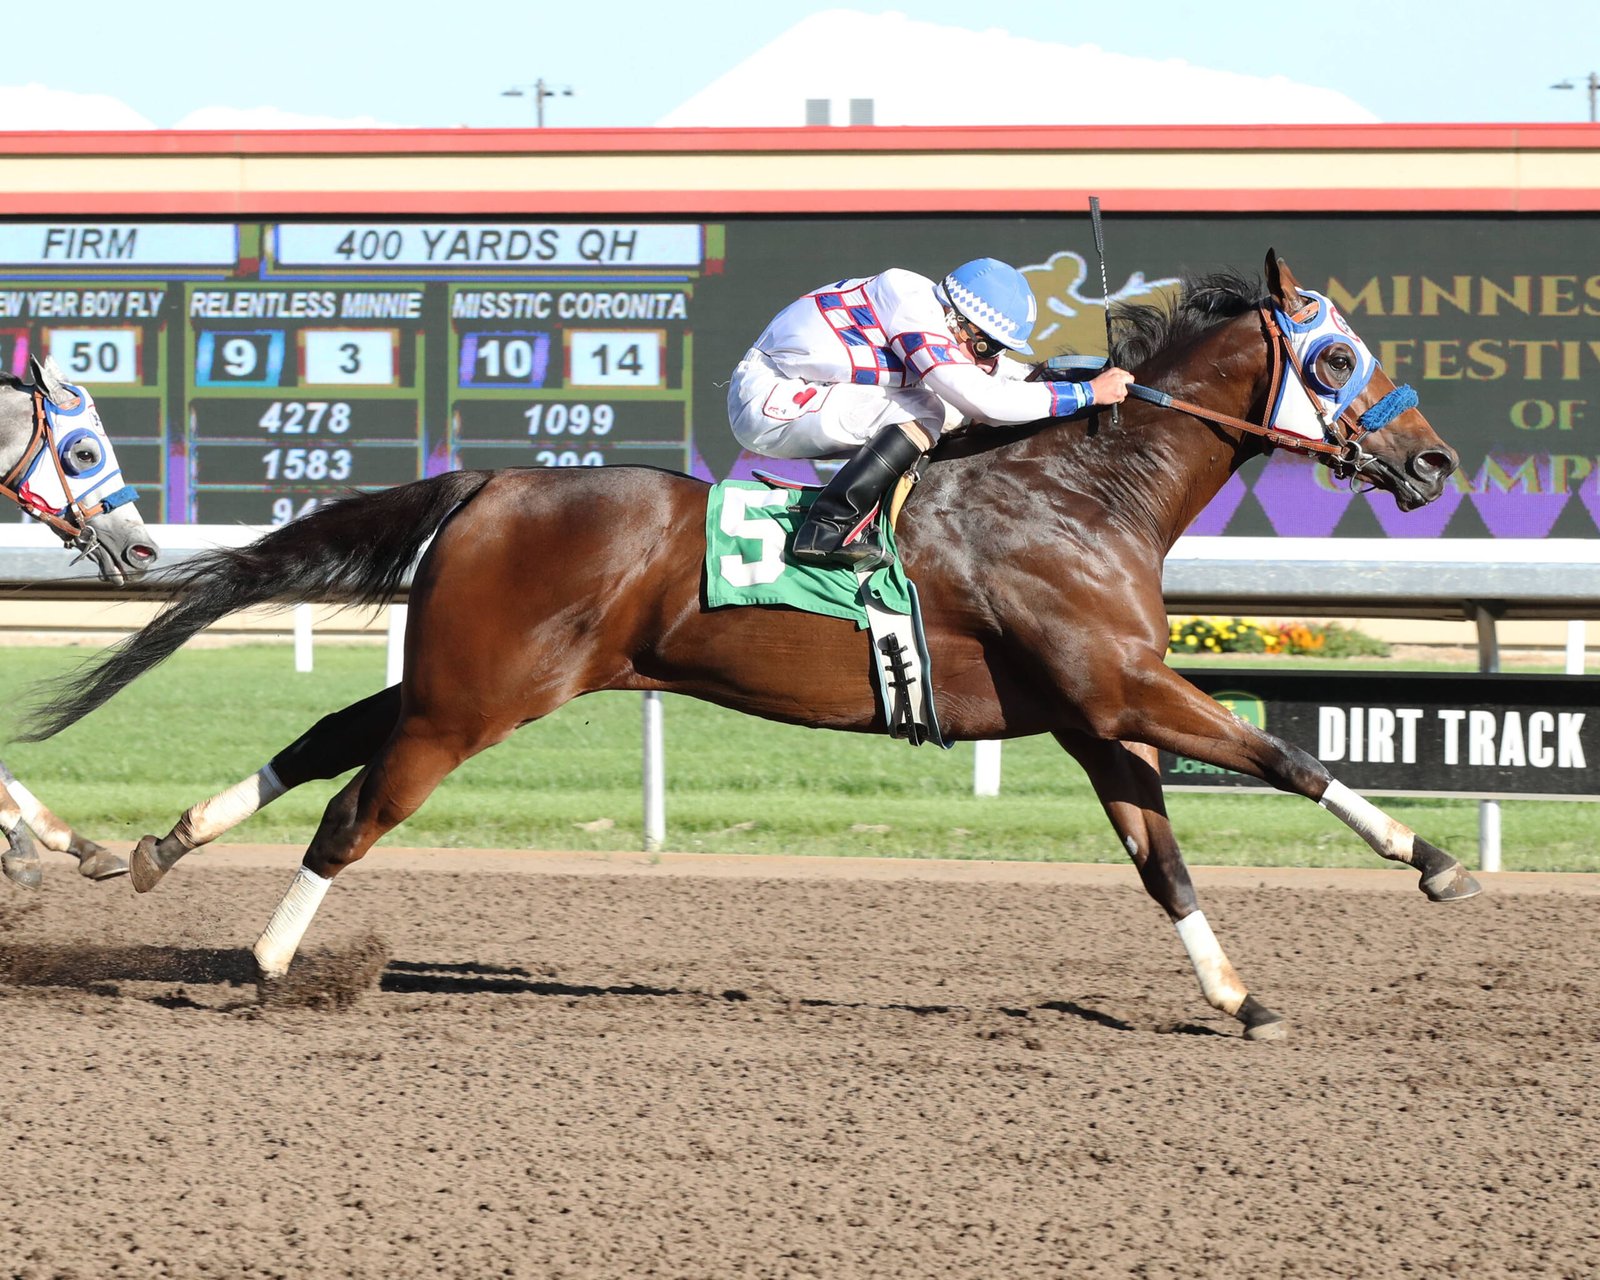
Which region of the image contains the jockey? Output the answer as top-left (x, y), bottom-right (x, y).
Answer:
top-left (728, 257), bottom-right (1134, 569)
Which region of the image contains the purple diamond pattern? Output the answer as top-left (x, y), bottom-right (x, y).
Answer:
top-left (1250, 453), bottom-right (1355, 536)
top-left (1365, 479), bottom-right (1465, 537)
top-left (1577, 472), bottom-right (1600, 535)
top-left (1467, 454), bottom-right (1573, 538)
top-left (1187, 470), bottom-right (1249, 535)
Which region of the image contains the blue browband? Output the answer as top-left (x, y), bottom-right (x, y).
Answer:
top-left (1357, 384), bottom-right (1417, 433)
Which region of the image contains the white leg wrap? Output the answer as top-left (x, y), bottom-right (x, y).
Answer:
top-left (0, 775), bottom-right (70, 851)
top-left (181, 765), bottom-right (288, 848)
top-left (1174, 910), bottom-right (1248, 1016)
top-left (252, 865), bottom-right (331, 978)
top-left (1320, 779), bottom-right (1415, 864)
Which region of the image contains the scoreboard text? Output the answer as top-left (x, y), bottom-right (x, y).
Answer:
top-left (0, 222), bottom-right (710, 524)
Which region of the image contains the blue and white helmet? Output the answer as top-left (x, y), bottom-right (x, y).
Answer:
top-left (939, 258), bottom-right (1038, 356)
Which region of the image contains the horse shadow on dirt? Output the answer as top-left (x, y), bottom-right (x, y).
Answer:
top-left (0, 940), bottom-right (1223, 1033)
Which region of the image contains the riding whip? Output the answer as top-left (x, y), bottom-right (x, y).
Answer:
top-left (1088, 196), bottom-right (1120, 428)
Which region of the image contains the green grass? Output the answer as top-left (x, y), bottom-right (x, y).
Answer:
top-left (0, 644), bottom-right (1591, 872)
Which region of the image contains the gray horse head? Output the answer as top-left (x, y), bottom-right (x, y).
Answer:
top-left (0, 355), bottom-right (159, 584)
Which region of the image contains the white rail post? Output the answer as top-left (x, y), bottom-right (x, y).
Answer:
top-left (1566, 620), bottom-right (1586, 674)
top-left (973, 739), bottom-right (1002, 797)
top-left (293, 603), bottom-right (314, 673)
top-left (642, 692), bottom-right (665, 852)
top-left (1472, 603), bottom-right (1502, 874)
top-left (385, 604), bottom-right (407, 687)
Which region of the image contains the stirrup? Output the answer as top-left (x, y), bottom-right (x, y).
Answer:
top-left (790, 519), bottom-right (892, 570)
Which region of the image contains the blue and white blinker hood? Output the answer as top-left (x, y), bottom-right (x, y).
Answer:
top-left (1268, 288), bottom-right (1379, 443)
top-left (18, 383), bottom-right (139, 521)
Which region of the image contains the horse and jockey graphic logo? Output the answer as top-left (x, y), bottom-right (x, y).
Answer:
top-left (1020, 250), bottom-right (1183, 362)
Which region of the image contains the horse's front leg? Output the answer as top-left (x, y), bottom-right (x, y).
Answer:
top-left (0, 761), bottom-right (125, 881)
top-left (1104, 663), bottom-right (1480, 902)
top-left (1055, 731), bottom-right (1287, 1040)
top-left (130, 685), bottom-right (403, 893)
top-left (0, 782), bottom-right (42, 890)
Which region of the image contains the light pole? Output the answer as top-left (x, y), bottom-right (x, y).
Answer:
top-left (1550, 72), bottom-right (1599, 123)
top-left (502, 78), bottom-right (574, 128)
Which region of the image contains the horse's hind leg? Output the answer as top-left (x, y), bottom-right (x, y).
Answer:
top-left (130, 686), bottom-right (402, 892)
top-left (0, 762), bottom-right (125, 881)
top-left (1055, 731), bottom-right (1287, 1041)
top-left (252, 706), bottom-right (516, 978)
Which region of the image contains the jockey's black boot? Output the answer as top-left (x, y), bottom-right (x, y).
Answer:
top-left (790, 424), bottom-right (923, 571)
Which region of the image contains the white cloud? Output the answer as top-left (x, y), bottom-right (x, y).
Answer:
top-left (0, 83), bottom-right (155, 130)
top-left (0, 83), bottom-right (399, 131)
top-left (658, 10), bottom-right (1380, 126)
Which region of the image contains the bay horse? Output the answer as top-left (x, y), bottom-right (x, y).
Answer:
top-left (0, 357), bottom-right (159, 887)
top-left (23, 252), bottom-right (1476, 1038)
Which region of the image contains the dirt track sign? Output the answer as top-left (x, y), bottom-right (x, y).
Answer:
top-left (1163, 669), bottom-right (1598, 800)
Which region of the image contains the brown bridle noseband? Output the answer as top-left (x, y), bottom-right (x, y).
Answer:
top-left (0, 382), bottom-right (117, 558)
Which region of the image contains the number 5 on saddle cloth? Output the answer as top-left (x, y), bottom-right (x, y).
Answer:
top-left (704, 478), bottom-right (947, 748)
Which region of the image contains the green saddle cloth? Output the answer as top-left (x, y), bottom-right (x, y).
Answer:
top-left (703, 480), bottom-right (913, 626)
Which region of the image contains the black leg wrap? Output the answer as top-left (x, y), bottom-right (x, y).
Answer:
top-left (790, 426), bottom-right (923, 571)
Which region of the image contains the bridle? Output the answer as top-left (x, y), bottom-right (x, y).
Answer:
top-left (0, 382), bottom-right (127, 562)
top-left (1123, 304), bottom-right (1420, 482)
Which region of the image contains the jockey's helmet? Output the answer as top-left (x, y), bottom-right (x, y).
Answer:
top-left (939, 258), bottom-right (1037, 357)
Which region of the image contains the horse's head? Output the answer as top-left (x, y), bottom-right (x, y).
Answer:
top-left (0, 356), bottom-right (160, 584)
top-left (1266, 250), bottom-right (1458, 511)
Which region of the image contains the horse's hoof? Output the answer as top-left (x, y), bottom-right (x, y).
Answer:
top-left (2, 837), bottom-right (43, 891)
top-left (1414, 838), bottom-right (1482, 902)
top-left (72, 837), bottom-right (129, 882)
top-left (1236, 994), bottom-right (1289, 1043)
top-left (129, 836), bottom-right (176, 894)
top-left (1420, 864), bottom-right (1482, 902)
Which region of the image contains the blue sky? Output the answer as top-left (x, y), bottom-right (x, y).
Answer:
top-left (21, 0), bottom-right (1600, 128)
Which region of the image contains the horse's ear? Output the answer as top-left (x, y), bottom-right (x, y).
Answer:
top-left (1265, 249), bottom-right (1307, 313)
top-left (28, 354), bottom-right (73, 406)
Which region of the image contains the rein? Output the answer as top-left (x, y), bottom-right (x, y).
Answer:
top-left (0, 383), bottom-right (112, 555)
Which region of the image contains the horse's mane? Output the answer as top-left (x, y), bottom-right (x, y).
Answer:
top-left (1112, 269), bottom-right (1264, 370)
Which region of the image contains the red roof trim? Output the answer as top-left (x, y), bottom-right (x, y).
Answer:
top-left (2, 187), bottom-right (1597, 216)
top-left (0, 123), bottom-right (1597, 156)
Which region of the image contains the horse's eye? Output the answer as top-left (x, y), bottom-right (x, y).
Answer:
top-left (1318, 346), bottom-right (1356, 388)
top-left (61, 438), bottom-right (103, 475)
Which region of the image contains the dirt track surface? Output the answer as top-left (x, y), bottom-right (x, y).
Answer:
top-left (3, 847), bottom-right (1599, 1279)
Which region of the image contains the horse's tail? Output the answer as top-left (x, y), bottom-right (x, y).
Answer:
top-left (19, 470), bottom-right (494, 742)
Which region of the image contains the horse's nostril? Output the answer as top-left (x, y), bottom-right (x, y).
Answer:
top-left (129, 544), bottom-right (157, 565)
top-left (1412, 449), bottom-right (1457, 482)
